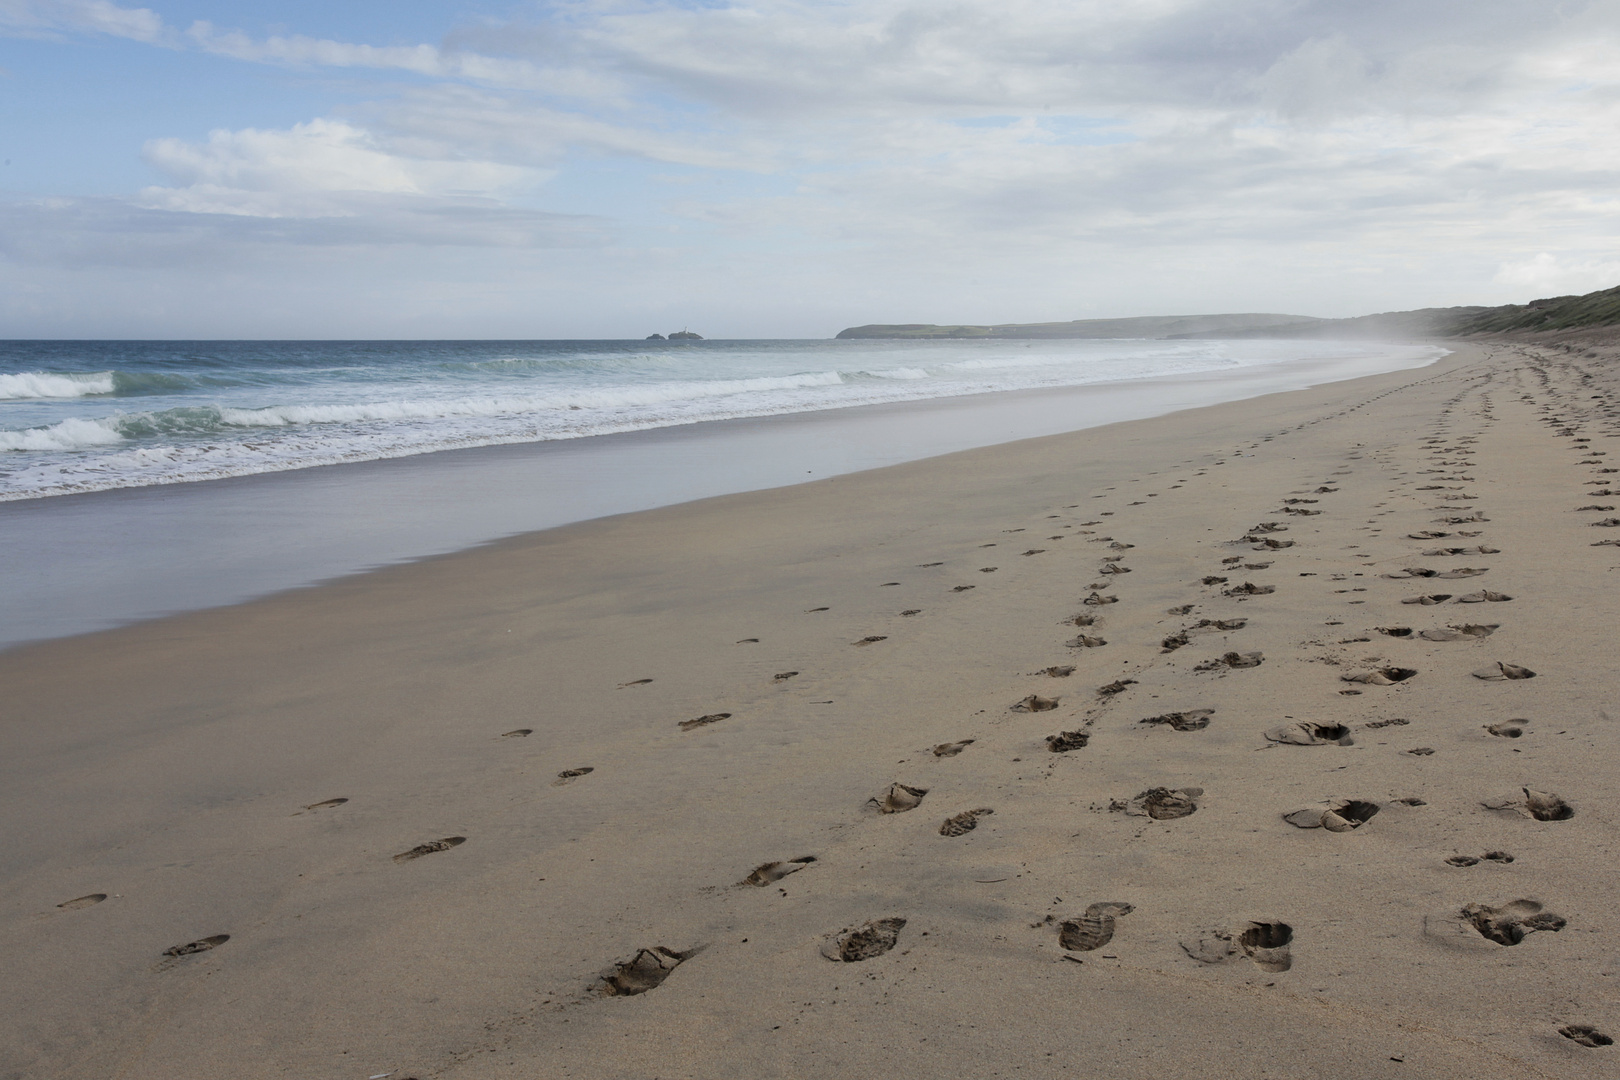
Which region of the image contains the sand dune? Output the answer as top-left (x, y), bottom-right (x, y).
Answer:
top-left (2, 341), bottom-right (1617, 1079)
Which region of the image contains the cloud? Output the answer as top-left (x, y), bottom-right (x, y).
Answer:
top-left (1494, 252), bottom-right (1620, 296)
top-left (0, 0), bottom-right (165, 42)
top-left (137, 119), bottom-right (543, 217)
top-left (183, 20), bottom-right (621, 99)
top-left (7, 0), bottom-right (1620, 335)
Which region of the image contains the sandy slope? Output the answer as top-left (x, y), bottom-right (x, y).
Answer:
top-left (2, 341), bottom-right (1617, 1080)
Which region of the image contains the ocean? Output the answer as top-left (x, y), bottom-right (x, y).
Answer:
top-left (0, 337), bottom-right (1441, 501)
top-left (1, 336), bottom-right (1444, 648)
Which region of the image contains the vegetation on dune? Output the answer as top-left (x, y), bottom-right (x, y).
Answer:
top-left (836, 283), bottom-right (1620, 340)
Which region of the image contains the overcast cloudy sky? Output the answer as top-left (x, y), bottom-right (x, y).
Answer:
top-left (2, 0), bottom-right (1618, 337)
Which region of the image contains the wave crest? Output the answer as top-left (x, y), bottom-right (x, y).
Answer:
top-left (0, 371), bottom-right (116, 400)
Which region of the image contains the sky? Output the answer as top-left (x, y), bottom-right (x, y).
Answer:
top-left (2, 0), bottom-right (1619, 338)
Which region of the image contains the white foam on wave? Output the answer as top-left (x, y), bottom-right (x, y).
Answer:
top-left (212, 370), bottom-right (847, 429)
top-left (858, 367), bottom-right (932, 380)
top-left (0, 341), bottom-right (1447, 501)
top-left (0, 371), bottom-right (116, 400)
top-left (0, 416), bottom-right (127, 451)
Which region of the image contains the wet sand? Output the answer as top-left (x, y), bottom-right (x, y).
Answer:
top-left (2, 340), bottom-right (1617, 1079)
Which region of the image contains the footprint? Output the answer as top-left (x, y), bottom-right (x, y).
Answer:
top-left (1454, 591), bottom-right (1512, 603)
top-left (1160, 630), bottom-right (1191, 652)
top-left (1046, 729), bottom-right (1090, 752)
top-left (1166, 604), bottom-right (1196, 615)
top-left (302, 797), bottom-right (350, 809)
top-left (499, 730), bottom-right (532, 738)
top-left (820, 918), bottom-right (906, 961)
top-left (1013, 694), bottom-right (1061, 712)
top-left (1435, 567), bottom-right (1490, 579)
top-left (1482, 788), bottom-right (1573, 820)
top-left (1066, 613), bottom-right (1099, 626)
top-left (394, 837), bottom-right (466, 862)
top-left (1485, 720), bottom-right (1527, 738)
top-left (805, 607), bottom-right (830, 612)
top-left (555, 766), bottom-right (594, 781)
top-left (932, 739), bottom-right (975, 757)
top-left (1523, 789), bottom-right (1574, 820)
top-left (598, 946), bottom-right (703, 995)
top-left (868, 783), bottom-right (928, 813)
top-left (1559, 1025), bottom-right (1614, 1048)
top-left (679, 712), bottom-right (732, 730)
top-left (1340, 667), bottom-right (1417, 685)
top-left (1448, 851), bottom-right (1515, 866)
top-left (1066, 635), bottom-right (1107, 648)
top-left (1139, 710), bottom-right (1213, 731)
top-left (1059, 902), bottom-right (1133, 951)
top-left (740, 856), bottom-right (816, 886)
top-left (1264, 722), bottom-right (1353, 746)
top-left (1082, 592), bottom-right (1118, 606)
top-left (617, 678), bottom-right (654, 687)
top-left (1194, 651), bottom-right (1264, 672)
top-left (900, 609), bottom-right (921, 616)
top-left (1098, 562), bottom-right (1130, 574)
top-left (852, 636), bottom-right (887, 646)
top-left (1364, 717), bottom-right (1409, 729)
top-left (57, 894), bottom-right (107, 910)
top-left (163, 934), bottom-right (230, 958)
top-left (1282, 799), bottom-right (1379, 830)
top-left (1202, 575), bottom-right (1229, 586)
top-left (1400, 594), bottom-right (1453, 605)
top-left (774, 671), bottom-right (799, 681)
top-left (1022, 549), bottom-right (1047, 556)
top-left (1471, 662), bottom-right (1536, 680)
top-left (951, 585), bottom-right (976, 592)
top-left (1180, 931), bottom-right (1239, 964)
top-left (1421, 624), bottom-right (1497, 641)
top-left (1034, 665), bottom-right (1075, 677)
top-left (1097, 679), bottom-right (1137, 695)
top-left (917, 562), bottom-right (944, 567)
top-left (939, 808), bottom-right (994, 836)
top-left (1378, 626), bottom-right (1413, 637)
top-left (1240, 921), bottom-right (1293, 972)
top-left (1463, 900), bottom-right (1566, 946)
top-left (1253, 537), bottom-right (1295, 549)
top-left (1406, 747), bottom-right (1436, 756)
top-left (1223, 582), bottom-right (1274, 596)
top-left (1126, 787), bottom-right (1201, 819)
top-left (979, 567), bottom-right (999, 573)
top-left (1408, 530), bottom-right (1452, 539)
top-left (737, 638), bottom-right (760, 643)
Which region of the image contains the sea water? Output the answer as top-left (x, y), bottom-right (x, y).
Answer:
top-left (0, 338), bottom-right (1440, 501)
top-left (0, 337), bottom-right (1445, 647)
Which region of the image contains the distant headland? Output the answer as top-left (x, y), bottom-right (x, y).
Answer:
top-left (647, 330), bottom-right (704, 341)
top-left (835, 283), bottom-right (1620, 341)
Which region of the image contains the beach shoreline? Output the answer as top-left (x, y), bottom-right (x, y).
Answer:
top-left (1, 339), bottom-right (1442, 649)
top-left (4, 339), bottom-right (1618, 1079)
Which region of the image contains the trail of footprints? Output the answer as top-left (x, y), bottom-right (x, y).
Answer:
top-left (55, 345), bottom-right (1614, 1058)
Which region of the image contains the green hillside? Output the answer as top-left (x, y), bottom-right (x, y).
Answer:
top-left (836, 283), bottom-right (1620, 341)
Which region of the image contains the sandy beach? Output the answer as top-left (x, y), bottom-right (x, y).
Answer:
top-left (3, 339), bottom-right (1617, 1079)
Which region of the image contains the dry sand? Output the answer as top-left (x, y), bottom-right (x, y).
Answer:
top-left (2, 340), bottom-right (1617, 1079)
